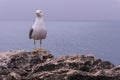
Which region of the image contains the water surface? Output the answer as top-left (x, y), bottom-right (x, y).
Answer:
top-left (0, 21), bottom-right (120, 65)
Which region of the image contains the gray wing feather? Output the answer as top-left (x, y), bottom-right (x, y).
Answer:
top-left (29, 28), bottom-right (33, 39)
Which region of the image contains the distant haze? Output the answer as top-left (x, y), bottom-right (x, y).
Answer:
top-left (0, 0), bottom-right (120, 21)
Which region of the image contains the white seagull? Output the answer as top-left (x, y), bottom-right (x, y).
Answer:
top-left (29, 10), bottom-right (47, 52)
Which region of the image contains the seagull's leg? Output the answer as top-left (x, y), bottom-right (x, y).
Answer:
top-left (40, 39), bottom-right (42, 50)
top-left (33, 39), bottom-right (38, 53)
top-left (34, 39), bottom-right (37, 49)
top-left (39, 39), bottom-right (45, 52)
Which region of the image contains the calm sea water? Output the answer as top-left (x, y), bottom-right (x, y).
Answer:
top-left (0, 21), bottom-right (120, 65)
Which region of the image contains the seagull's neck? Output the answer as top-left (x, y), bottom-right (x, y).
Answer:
top-left (35, 16), bottom-right (44, 22)
top-left (33, 16), bottom-right (45, 29)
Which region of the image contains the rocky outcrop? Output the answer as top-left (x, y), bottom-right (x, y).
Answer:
top-left (0, 50), bottom-right (120, 80)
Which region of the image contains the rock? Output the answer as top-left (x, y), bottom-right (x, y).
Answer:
top-left (0, 66), bottom-right (9, 75)
top-left (8, 72), bottom-right (21, 80)
top-left (0, 50), bottom-right (119, 80)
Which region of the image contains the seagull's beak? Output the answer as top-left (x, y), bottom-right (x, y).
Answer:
top-left (36, 13), bottom-right (41, 17)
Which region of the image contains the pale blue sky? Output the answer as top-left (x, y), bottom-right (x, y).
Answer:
top-left (0, 0), bottom-right (120, 21)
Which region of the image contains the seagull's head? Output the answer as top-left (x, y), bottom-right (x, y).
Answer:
top-left (36, 10), bottom-right (43, 17)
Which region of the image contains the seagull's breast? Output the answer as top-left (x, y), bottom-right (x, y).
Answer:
top-left (31, 19), bottom-right (47, 40)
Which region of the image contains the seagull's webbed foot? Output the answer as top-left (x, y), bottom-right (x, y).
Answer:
top-left (32, 49), bottom-right (39, 53)
top-left (38, 49), bottom-right (47, 53)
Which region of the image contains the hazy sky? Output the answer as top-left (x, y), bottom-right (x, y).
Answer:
top-left (0, 0), bottom-right (120, 21)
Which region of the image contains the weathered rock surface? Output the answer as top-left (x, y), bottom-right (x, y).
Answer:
top-left (0, 50), bottom-right (120, 80)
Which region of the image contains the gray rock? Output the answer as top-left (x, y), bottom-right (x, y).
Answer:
top-left (0, 50), bottom-right (119, 80)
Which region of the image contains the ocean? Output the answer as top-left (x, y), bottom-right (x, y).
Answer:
top-left (0, 21), bottom-right (120, 65)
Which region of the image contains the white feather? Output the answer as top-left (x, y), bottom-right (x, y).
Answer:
top-left (31, 10), bottom-right (47, 40)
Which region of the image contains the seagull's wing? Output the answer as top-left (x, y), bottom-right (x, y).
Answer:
top-left (29, 27), bottom-right (33, 39)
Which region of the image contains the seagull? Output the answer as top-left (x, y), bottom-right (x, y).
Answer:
top-left (29, 10), bottom-right (47, 52)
